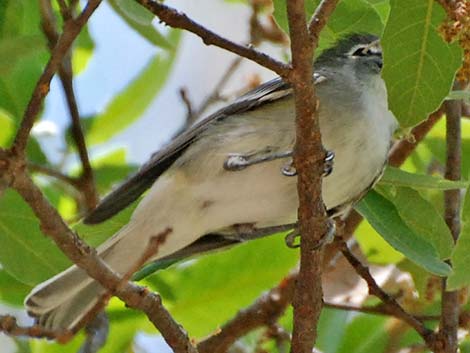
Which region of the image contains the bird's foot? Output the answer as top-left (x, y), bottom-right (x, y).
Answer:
top-left (284, 219), bottom-right (336, 250)
top-left (323, 150), bottom-right (335, 177)
top-left (224, 148), bottom-right (292, 171)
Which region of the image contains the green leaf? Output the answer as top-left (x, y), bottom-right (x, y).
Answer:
top-left (447, 187), bottom-right (470, 290)
top-left (356, 190), bottom-right (451, 276)
top-left (0, 53), bottom-right (48, 121)
top-left (313, 0), bottom-right (384, 50)
top-left (273, 0), bottom-right (383, 51)
top-left (365, 0), bottom-right (390, 23)
top-left (115, 0), bottom-right (154, 25)
top-left (108, 0), bottom-right (173, 48)
top-left (86, 30), bottom-right (181, 145)
top-left (377, 186), bottom-right (454, 259)
top-left (151, 235), bottom-right (298, 337)
top-left (0, 270), bottom-right (32, 306)
top-left (0, 35), bottom-right (46, 75)
top-left (379, 167), bottom-right (469, 190)
top-left (316, 308), bottom-right (350, 353)
top-left (336, 314), bottom-right (389, 353)
top-left (0, 190), bottom-right (71, 285)
top-left (381, 0), bottom-right (462, 127)
top-left (26, 137), bottom-right (48, 165)
top-left (0, 1), bottom-right (42, 38)
top-left (356, 217), bottom-right (404, 264)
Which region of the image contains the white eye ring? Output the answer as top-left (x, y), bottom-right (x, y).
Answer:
top-left (347, 40), bottom-right (381, 57)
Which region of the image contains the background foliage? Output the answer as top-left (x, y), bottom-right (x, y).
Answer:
top-left (0, 0), bottom-right (469, 352)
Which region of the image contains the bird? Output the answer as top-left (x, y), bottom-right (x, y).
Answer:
top-left (25, 33), bottom-right (398, 332)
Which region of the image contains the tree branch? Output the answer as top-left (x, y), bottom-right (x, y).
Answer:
top-left (308, 0), bottom-right (340, 45)
top-left (28, 162), bottom-right (78, 186)
top-left (0, 315), bottom-right (71, 341)
top-left (133, 0), bottom-right (290, 78)
top-left (12, 0), bottom-right (103, 154)
top-left (286, 1), bottom-right (339, 352)
top-left (438, 82), bottom-right (463, 353)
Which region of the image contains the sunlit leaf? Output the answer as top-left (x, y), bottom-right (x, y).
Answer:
top-left (356, 190), bottom-right (451, 275)
top-left (72, 24), bottom-right (95, 75)
top-left (0, 108), bottom-right (14, 147)
top-left (382, 0), bottom-right (462, 127)
top-left (422, 119), bottom-right (470, 181)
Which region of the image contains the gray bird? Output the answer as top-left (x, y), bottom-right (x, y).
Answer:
top-left (25, 33), bottom-right (398, 331)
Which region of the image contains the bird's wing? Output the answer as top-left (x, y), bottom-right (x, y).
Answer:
top-left (84, 74), bottom-right (324, 224)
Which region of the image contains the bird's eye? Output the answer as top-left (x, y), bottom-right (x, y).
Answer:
top-left (351, 47), bottom-right (371, 57)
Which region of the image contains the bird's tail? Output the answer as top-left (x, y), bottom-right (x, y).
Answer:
top-left (24, 225), bottom-right (136, 332)
top-left (24, 264), bottom-right (106, 331)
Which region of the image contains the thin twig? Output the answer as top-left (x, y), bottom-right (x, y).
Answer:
top-left (308, 0), bottom-right (341, 45)
top-left (28, 162), bottom-right (78, 186)
top-left (194, 56), bottom-right (244, 118)
top-left (0, 315), bottom-right (71, 342)
top-left (197, 272), bottom-right (296, 353)
top-left (438, 82), bottom-right (463, 353)
top-left (39, 0), bottom-right (99, 211)
top-left (13, 0), bottom-right (103, 154)
top-left (287, 1), bottom-right (339, 352)
top-left (323, 302), bottom-right (440, 322)
top-left (59, 67), bottom-right (99, 210)
top-left (388, 108), bottom-right (444, 167)
top-left (134, 0), bottom-right (290, 78)
top-left (56, 0), bottom-right (72, 20)
top-left (337, 240), bottom-right (435, 344)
